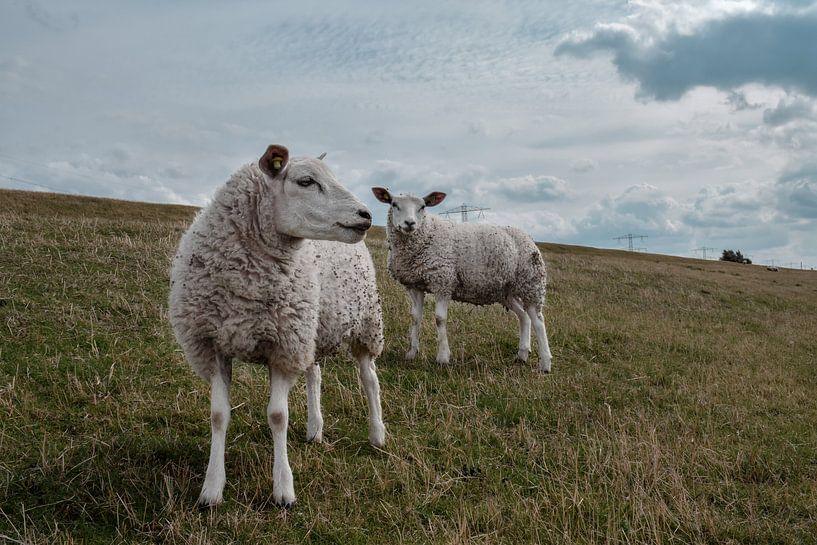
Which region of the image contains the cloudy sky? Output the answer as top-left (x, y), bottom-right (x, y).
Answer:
top-left (2, 0), bottom-right (816, 267)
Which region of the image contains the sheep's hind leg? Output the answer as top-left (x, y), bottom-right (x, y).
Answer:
top-left (198, 353), bottom-right (232, 508)
top-left (267, 367), bottom-right (298, 508)
top-left (405, 288), bottom-right (424, 360)
top-left (305, 364), bottom-right (323, 443)
top-left (506, 296), bottom-right (531, 362)
top-left (434, 296), bottom-right (451, 366)
top-left (526, 305), bottom-right (553, 373)
top-left (353, 346), bottom-right (386, 447)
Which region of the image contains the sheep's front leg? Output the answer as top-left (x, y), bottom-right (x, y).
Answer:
top-left (198, 356), bottom-right (232, 508)
top-left (405, 288), bottom-right (424, 360)
top-left (526, 305), bottom-right (553, 373)
top-left (434, 296), bottom-right (451, 366)
top-left (268, 368), bottom-right (298, 508)
top-left (355, 350), bottom-right (386, 447)
top-left (507, 296), bottom-right (532, 362)
top-left (305, 364), bottom-right (323, 443)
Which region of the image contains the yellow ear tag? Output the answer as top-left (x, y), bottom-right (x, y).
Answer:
top-left (272, 157), bottom-right (282, 170)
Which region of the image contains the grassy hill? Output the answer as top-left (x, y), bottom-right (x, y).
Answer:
top-left (1, 187), bottom-right (816, 544)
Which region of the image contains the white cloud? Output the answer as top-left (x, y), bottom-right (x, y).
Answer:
top-left (570, 158), bottom-right (599, 172)
top-left (572, 183), bottom-right (688, 244)
top-left (473, 174), bottom-right (570, 203)
top-left (488, 209), bottom-right (576, 240)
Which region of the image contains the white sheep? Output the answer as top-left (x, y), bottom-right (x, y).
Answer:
top-left (372, 187), bottom-right (553, 373)
top-left (169, 145), bottom-right (386, 509)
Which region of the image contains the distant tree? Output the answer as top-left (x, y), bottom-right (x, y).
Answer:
top-left (720, 249), bottom-right (751, 264)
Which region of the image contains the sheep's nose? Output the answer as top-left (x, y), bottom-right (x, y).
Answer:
top-left (404, 220), bottom-right (416, 228)
top-left (358, 209), bottom-right (372, 220)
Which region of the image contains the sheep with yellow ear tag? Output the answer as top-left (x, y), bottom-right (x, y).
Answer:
top-left (169, 145), bottom-right (385, 510)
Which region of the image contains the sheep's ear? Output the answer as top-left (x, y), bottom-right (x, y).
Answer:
top-left (372, 187), bottom-right (392, 204)
top-left (423, 191), bottom-right (446, 207)
top-left (317, 152), bottom-right (327, 160)
top-left (259, 145), bottom-right (289, 178)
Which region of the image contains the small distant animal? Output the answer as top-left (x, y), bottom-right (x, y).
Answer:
top-left (372, 187), bottom-right (553, 373)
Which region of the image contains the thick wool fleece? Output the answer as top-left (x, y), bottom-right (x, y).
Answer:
top-left (169, 164), bottom-right (383, 380)
top-left (386, 212), bottom-right (546, 307)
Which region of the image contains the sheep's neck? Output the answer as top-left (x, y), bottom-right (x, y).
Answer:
top-left (216, 173), bottom-right (304, 272)
top-left (387, 215), bottom-right (434, 257)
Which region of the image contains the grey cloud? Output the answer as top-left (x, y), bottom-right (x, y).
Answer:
top-left (725, 90), bottom-right (761, 112)
top-left (474, 175), bottom-right (570, 203)
top-left (777, 162), bottom-right (817, 218)
top-left (23, 1), bottom-right (78, 32)
top-left (570, 158), bottom-right (598, 173)
top-left (572, 184), bottom-right (686, 244)
top-left (468, 120), bottom-right (490, 136)
top-left (683, 181), bottom-right (772, 228)
top-left (763, 96), bottom-right (816, 126)
top-left (564, 180), bottom-right (804, 260)
top-left (555, 12), bottom-right (817, 100)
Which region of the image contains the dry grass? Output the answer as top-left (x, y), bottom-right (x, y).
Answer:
top-left (1, 187), bottom-right (816, 544)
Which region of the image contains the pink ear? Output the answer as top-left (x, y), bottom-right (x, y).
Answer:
top-left (371, 187), bottom-right (392, 204)
top-left (423, 191), bottom-right (446, 207)
top-left (259, 145), bottom-right (290, 178)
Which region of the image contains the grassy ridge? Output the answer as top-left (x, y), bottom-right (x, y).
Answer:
top-left (1, 187), bottom-right (816, 544)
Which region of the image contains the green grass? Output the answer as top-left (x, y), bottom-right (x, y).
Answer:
top-left (1, 187), bottom-right (816, 544)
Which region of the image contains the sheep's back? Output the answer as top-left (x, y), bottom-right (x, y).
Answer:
top-left (448, 224), bottom-right (524, 304)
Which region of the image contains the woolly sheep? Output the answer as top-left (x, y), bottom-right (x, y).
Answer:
top-left (169, 145), bottom-right (386, 509)
top-left (372, 187), bottom-right (553, 373)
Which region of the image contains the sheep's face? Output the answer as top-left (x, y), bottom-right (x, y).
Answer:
top-left (259, 145), bottom-right (372, 243)
top-left (372, 187), bottom-right (446, 234)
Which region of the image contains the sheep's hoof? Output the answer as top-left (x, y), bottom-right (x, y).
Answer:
top-left (405, 349), bottom-right (418, 360)
top-left (306, 418), bottom-right (323, 443)
top-left (197, 484), bottom-right (224, 509)
top-left (196, 494), bottom-right (222, 510)
top-left (369, 423), bottom-right (386, 448)
top-left (273, 492), bottom-right (296, 510)
top-left (516, 348), bottom-right (530, 363)
top-left (537, 360), bottom-right (552, 374)
top-left (436, 358), bottom-right (450, 367)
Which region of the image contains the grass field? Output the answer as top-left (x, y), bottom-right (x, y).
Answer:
top-left (1, 187), bottom-right (816, 544)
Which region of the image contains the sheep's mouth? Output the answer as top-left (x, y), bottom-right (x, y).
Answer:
top-left (337, 222), bottom-right (371, 234)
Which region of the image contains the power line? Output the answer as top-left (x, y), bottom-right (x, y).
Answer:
top-left (691, 246), bottom-right (717, 260)
top-left (0, 151), bottom-right (166, 191)
top-left (0, 174), bottom-right (78, 195)
top-left (439, 203), bottom-right (491, 223)
top-left (0, 151), bottom-right (104, 185)
top-left (613, 233), bottom-right (647, 252)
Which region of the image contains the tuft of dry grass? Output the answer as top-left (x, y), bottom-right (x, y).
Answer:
top-left (1, 187), bottom-right (816, 544)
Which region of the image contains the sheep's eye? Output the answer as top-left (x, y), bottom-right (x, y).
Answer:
top-left (297, 177), bottom-right (318, 189)
top-left (392, 203), bottom-right (400, 210)
top-left (419, 205), bottom-right (426, 211)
